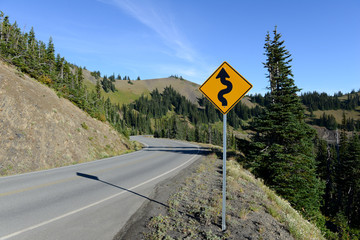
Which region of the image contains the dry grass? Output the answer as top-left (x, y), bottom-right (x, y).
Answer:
top-left (312, 109), bottom-right (360, 123)
top-left (227, 160), bottom-right (325, 240)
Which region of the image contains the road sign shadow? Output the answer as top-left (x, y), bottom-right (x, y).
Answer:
top-left (76, 172), bottom-right (169, 208)
top-left (75, 172), bottom-right (201, 222)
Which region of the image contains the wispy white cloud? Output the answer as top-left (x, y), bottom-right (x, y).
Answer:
top-left (102, 0), bottom-right (197, 63)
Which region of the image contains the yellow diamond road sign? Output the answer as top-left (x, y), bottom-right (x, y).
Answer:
top-left (199, 61), bottom-right (253, 115)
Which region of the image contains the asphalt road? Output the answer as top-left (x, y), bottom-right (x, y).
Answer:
top-left (0, 136), bottom-right (202, 240)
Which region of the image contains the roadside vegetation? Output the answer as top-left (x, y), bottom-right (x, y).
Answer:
top-left (144, 148), bottom-right (324, 240)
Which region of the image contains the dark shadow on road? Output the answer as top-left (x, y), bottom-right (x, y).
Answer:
top-left (76, 172), bottom-right (201, 222)
top-left (146, 146), bottom-right (199, 149)
top-left (144, 147), bottom-right (210, 156)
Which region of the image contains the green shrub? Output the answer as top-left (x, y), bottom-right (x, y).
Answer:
top-left (81, 122), bottom-right (88, 130)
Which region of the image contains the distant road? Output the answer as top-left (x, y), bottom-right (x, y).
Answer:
top-left (0, 136), bottom-right (202, 240)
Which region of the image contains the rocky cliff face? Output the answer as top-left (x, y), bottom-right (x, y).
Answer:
top-left (0, 61), bottom-right (132, 176)
top-left (312, 125), bottom-right (338, 144)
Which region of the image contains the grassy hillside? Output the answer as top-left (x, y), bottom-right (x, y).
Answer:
top-left (115, 77), bottom-right (199, 104)
top-left (312, 109), bottom-right (360, 123)
top-left (83, 79), bottom-right (142, 105)
top-left (82, 69), bottom-right (255, 108)
top-left (0, 60), bottom-right (136, 176)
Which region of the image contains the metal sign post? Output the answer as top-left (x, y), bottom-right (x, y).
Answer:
top-left (222, 113), bottom-right (227, 231)
top-left (199, 61), bottom-right (252, 232)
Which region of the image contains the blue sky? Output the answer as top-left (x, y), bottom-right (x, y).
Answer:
top-left (1, 0), bottom-right (359, 94)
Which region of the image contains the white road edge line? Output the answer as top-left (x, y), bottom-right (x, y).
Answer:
top-left (0, 145), bottom-right (200, 240)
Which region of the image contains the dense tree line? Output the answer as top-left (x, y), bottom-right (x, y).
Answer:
top-left (124, 86), bottom-right (262, 144)
top-left (152, 115), bottom-right (225, 146)
top-left (312, 113), bottom-right (360, 132)
top-left (125, 86), bottom-right (224, 145)
top-left (250, 90), bottom-right (360, 112)
top-left (121, 85), bottom-right (261, 147)
top-left (316, 132), bottom-right (360, 239)
top-left (301, 91), bottom-right (360, 111)
top-left (302, 92), bottom-right (342, 111)
top-left (314, 113), bottom-right (338, 130)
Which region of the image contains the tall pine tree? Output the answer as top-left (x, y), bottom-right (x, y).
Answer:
top-left (249, 27), bottom-right (324, 220)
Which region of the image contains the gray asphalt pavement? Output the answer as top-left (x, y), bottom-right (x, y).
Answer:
top-left (0, 136), bottom-right (202, 240)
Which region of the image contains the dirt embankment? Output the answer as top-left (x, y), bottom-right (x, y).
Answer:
top-left (0, 61), bottom-right (133, 176)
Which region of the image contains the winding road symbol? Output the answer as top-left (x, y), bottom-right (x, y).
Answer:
top-left (199, 61), bottom-right (252, 115)
top-left (216, 68), bottom-right (232, 107)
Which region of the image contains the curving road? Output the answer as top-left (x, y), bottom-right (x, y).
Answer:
top-left (0, 136), bottom-right (202, 240)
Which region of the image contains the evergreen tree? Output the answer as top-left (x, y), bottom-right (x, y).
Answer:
top-left (77, 67), bottom-right (83, 89)
top-left (55, 54), bottom-right (65, 80)
top-left (0, 11), bottom-right (4, 43)
top-left (336, 132), bottom-right (360, 227)
top-left (0, 14), bottom-right (11, 55)
top-left (95, 79), bottom-right (101, 100)
top-left (249, 27), bottom-right (324, 220)
top-left (346, 134), bottom-right (360, 227)
top-left (345, 135), bottom-right (360, 226)
top-left (46, 37), bottom-right (55, 73)
top-left (109, 74), bottom-right (115, 82)
top-left (100, 75), bottom-right (116, 92)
